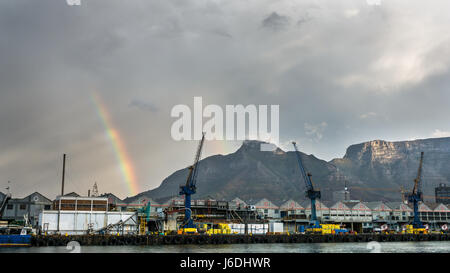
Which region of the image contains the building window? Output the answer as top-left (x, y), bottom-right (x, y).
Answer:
top-left (20, 204), bottom-right (27, 210)
top-left (264, 209), bottom-right (268, 214)
top-left (44, 205), bottom-right (51, 210)
top-left (7, 204), bottom-right (13, 210)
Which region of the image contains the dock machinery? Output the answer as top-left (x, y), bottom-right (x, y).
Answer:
top-left (0, 187), bottom-right (11, 220)
top-left (138, 201), bottom-right (151, 235)
top-left (406, 152), bottom-right (427, 234)
top-left (179, 132), bottom-right (205, 234)
top-left (292, 142), bottom-right (322, 232)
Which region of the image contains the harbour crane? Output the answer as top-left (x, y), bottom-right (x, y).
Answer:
top-left (407, 152), bottom-right (425, 232)
top-left (137, 201), bottom-right (151, 235)
top-left (292, 142), bottom-right (321, 229)
top-left (179, 132), bottom-right (205, 233)
top-left (0, 185), bottom-right (12, 220)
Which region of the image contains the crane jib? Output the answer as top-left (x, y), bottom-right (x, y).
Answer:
top-left (292, 141), bottom-right (321, 227)
top-left (180, 132), bottom-right (206, 230)
top-left (292, 142), bottom-right (315, 191)
top-left (189, 133), bottom-right (205, 189)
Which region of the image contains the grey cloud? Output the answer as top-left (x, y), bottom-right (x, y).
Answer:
top-left (297, 12), bottom-right (313, 26)
top-left (261, 12), bottom-right (291, 31)
top-left (1, 0), bottom-right (450, 199)
top-left (209, 28), bottom-right (232, 39)
top-left (129, 99), bottom-right (158, 113)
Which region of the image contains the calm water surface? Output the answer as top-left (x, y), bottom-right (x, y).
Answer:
top-left (1, 241), bottom-right (449, 253)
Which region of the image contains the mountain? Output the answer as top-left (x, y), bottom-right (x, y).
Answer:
top-left (124, 140), bottom-right (346, 204)
top-left (330, 137), bottom-right (450, 201)
top-left (125, 137), bottom-right (450, 204)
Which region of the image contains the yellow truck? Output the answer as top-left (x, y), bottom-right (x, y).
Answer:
top-left (206, 223), bottom-right (232, 235)
top-left (403, 225), bottom-right (427, 234)
top-left (305, 224), bottom-right (349, 235)
top-left (177, 227), bottom-right (198, 234)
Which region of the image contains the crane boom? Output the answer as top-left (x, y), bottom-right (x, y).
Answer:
top-left (292, 142), bottom-right (315, 191)
top-left (292, 141), bottom-right (321, 227)
top-left (179, 132), bottom-right (205, 231)
top-left (0, 193), bottom-right (11, 219)
top-left (413, 152), bottom-right (424, 196)
top-left (0, 185), bottom-right (11, 220)
top-left (188, 132), bottom-right (205, 188)
top-left (408, 152), bottom-right (424, 229)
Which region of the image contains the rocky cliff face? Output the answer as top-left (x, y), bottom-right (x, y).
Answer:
top-left (331, 137), bottom-right (450, 200)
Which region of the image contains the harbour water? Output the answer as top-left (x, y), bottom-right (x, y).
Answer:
top-left (1, 241), bottom-right (449, 253)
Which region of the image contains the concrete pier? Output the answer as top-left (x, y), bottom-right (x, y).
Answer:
top-left (31, 233), bottom-right (450, 246)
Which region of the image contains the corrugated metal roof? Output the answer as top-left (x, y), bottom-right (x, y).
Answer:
top-left (279, 199), bottom-right (304, 210)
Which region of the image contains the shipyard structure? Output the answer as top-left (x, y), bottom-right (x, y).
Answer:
top-left (2, 191), bottom-right (449, 235)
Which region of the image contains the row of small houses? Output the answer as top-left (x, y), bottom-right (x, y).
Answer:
top-left (118, 195), bottom-right (450, 225)
top-left (2, 191), bottom-right (450, 228)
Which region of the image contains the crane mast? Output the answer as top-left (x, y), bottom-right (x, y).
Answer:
top-left (408, 152), bottom-right (424, 229)
top-left (292, 142), bottom-right (321, 228)
top-left (0, 193), bottom-right (11, 219)
top-left (0, 184), bottom-right (11, 220)
top-left (179, 132), bottom-right (205, 231)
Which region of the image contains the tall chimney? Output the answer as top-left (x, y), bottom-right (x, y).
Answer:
top-left (61, 154), bottom-right (66, 196)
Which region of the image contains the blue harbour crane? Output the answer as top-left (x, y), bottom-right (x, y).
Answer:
top-left (408, 151), bottom-right (425, 230)
top-left (179, 132), bottom-right (205, 232)
top-left (0, 186), bottom-right (12, 220)
top-left (292, 142), bottom-right (321, 229)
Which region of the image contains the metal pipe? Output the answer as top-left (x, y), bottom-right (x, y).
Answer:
top-left (57, 154), bottom-right (66, 233)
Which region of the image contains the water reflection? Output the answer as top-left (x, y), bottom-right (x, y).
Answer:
top-left (1, 241), bottom-right (449, 253)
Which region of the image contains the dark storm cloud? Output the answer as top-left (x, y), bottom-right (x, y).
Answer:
top-left (1, 0), bottom-right (450, 198)
top-left (261, 12), bottom-right (291, 31)
top-left (209, 28), bottom-right (233, 39)
top-left (129, 99), bottom-right (158, 113)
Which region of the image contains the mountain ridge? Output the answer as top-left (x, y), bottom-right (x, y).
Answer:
top-left (124, 137), bottom-right (450, 204)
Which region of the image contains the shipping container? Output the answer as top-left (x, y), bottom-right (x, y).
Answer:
top-left (269, 222), bottom-right (284, 233)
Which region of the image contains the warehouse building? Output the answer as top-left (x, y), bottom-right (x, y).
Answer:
top-left (300, 200), bottom-right (328, 221)
top-left (420, 202), bottom-right (450, 224)
top-left (279, 199), bottom-right (305, 220)
top-left (253, 198), bottom-right (281, 219)
top-left (1, 192), bottom-right (52, 226)
top-left (386, 202), bottom-right (413, 222)
top-left (40, 195), bottom-right (137, 235)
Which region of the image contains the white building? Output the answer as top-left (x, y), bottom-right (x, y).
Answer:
top-left (364, 201), bottom-right (393, 222)
top-left (253, 198), bottom-right (280, 219)
top-left (39, 210), bottom-right (137, 235)
top-left (230, 197), bottom-right (248, 210)
top-left (344, 201), bottom-right (373, 223)
top-left (301, 200), bottom-right (328, 221)
top-left (1, 192), bottom-right (52, 227)
top-left (325, 201), bottom-right (352, 222)
top-left (279, 199), bottom-right (305, 219)
top-left (386, 202), bottom-right (413, 222)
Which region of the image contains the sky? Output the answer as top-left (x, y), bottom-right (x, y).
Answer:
top-left (1, 0), bottom-right (450, 199)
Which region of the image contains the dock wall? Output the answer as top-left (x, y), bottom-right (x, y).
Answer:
top-left (31, 233), bottom-right (450, 246)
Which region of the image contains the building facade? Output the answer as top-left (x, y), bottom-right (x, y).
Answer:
top-left (279, 199), bottom-right (305, 219)
top-left (253, 198), bottom-right (280, 219)
top-left (2, 192), bottom-right (52, 226)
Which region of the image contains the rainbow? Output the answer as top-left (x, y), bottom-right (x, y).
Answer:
top-left (91, 92), bottom-right (139, 196)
